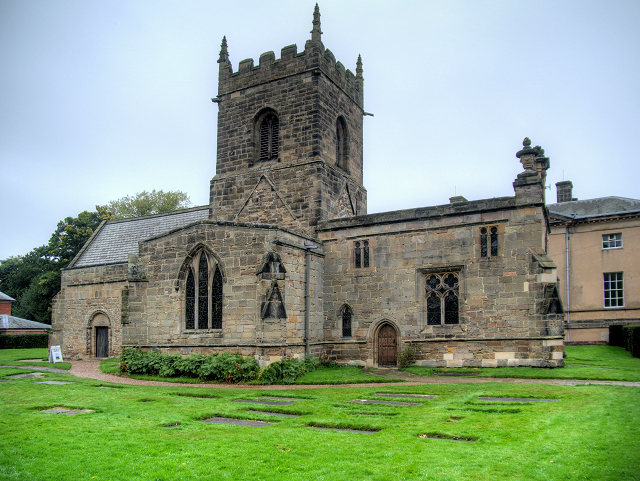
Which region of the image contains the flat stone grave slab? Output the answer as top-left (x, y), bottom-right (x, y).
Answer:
top-left (257, 396), bottom-right (307, 401)
top-left (233, 399), bottom-right (293, 406)
top-left (351, 399), bottom-right (421, 406)
top-left (202, 417), bottom-right (274, 427)
top-left (37, 381), bottom-right (74, 385)
top-left (41, 408), bottom-right (94, 416)
top-left (309, 426), bottom-right (378, 434)
top-left (374, 393), bottom-right (438, 399)
top-left (435, 372), bottom-right (479, 377)
top-left (477, 397), bottom-right (558, 402)
top-left (18, 359), bottom-right (45, 362)
top-left (246, 410), bottom-right (301, 418)
top-left (0, 380), bottom-right (18, 382)
top-left (7, 373), bottom-right (44, 379)
top-left (0, 365), bottom-right (68, 373)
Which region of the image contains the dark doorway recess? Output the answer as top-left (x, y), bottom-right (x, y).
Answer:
top-left (96, 327), bottom-right (109, 358)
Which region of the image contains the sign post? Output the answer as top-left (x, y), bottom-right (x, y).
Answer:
top-left (48, 345), bottom-right (63, 364)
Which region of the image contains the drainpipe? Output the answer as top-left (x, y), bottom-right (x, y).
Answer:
top-left (304, 244), bottom-right (317, 357)
top-left (565, 219), bottom-right (573, 342)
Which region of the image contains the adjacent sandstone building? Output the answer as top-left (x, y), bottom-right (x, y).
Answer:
top-left (548, 182), bottom-right (640, 343)
top-left (50, 6), bottom-right (565, 367)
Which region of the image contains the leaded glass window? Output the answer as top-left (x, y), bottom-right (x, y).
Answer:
top-left (363, 240), bottom-right (369, 268)
top-left (184, 251), bottom-right (224, 330)
top-left (197, 254), bottom-right (209, 329)
top-left (185, 269), bottom-right (195, 330)
top-left (490, 227), bottom-right (498, 257)
top-left (342, 306), bottom-right (352, 337)
top-left (212, 266), bottom-right (223, 329)
top-left (480, 228), bottom-right (488, 257)
top-left (355, 241), bottom-right (361, 268)
top-left (425, 272), bottom-right (460, 325)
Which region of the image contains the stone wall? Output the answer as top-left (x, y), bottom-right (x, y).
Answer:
top-left (51, 264), bottom-right (127, 359)
top-left (317, 195), bottom-right (564, 367)
top-left (129, 221), bottom-right (323, 364)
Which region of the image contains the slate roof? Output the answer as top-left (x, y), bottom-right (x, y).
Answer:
top-left (0, 291), bottom-right (15, 302)
top-left (0, 315), bottom-right (50, 330)
top-left (548, 196), bottom-right (640, 218)
top-left (72, 207), bottom-right (210, 268)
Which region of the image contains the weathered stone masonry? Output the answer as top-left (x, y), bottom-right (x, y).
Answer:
top-left (51, 6), bottom-right (564, 367)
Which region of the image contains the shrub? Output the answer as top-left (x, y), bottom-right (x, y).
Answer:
top-left (609, 324), bottom-right (625, 347)
top-left (622, 326), bottom-right (640, 358)
top-left (0, 334), bottom-right (49, 349)
top-left (397, 342), bottom-right (422, 369)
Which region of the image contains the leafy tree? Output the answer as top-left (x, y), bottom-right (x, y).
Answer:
top-left (100, 189), bottom-right (191, 219)
top-left (47, 207), bottom-right (110, 266)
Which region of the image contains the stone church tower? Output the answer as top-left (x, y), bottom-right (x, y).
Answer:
top-left (209, 5), bottom-right (367, 234)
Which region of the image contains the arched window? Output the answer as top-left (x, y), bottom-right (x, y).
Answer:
top-left (184, 251), bottom-right (223, 330)
top-left (258, 112), bottom-right (279, 161)
top-left (354, 239), bottom-right (370, 269)
top-left (342, 305), bottom-right (353, 337)
top-left (355, 241), bottom-right (361, 269)
top-left (490, 227), bottom-right (498, 257)
top-left (425, 272), bottom-right (459, 325)
top-left (336, 117), bottom-right (348, 170)
top-left (480, 228), bottom-right (488, 257)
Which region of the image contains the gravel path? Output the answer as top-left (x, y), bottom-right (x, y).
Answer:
top-left (62, 360), bottom-right (640, 389)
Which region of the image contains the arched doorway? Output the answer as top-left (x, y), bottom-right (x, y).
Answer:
top-left (377, 324), bottom-right (397, 367)
top-left (89, 313), bottom-right (110, 358)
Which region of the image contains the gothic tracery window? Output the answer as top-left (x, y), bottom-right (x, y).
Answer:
top-left (355, 240), bottom-right (370, 269)
top-left (426, 272), bottom-right (459, 325)
top-left (184, 251), bottom-right (223, 330)
top-left (259, 112), bottom-right (279, 161)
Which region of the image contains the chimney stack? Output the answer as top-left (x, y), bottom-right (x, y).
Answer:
top-left (556, 181), bottom-right (575, 203)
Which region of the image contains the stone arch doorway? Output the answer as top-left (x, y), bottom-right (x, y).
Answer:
top-left (89, 313), bottom-right (111, 358)
top-left (377, 323), bottom-right (398, 367)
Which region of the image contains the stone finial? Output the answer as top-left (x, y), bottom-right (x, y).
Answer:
top-left (218, 36), bottom-right (229, 64)
top-left (516, 136), bottom-right (538, 172)
top-left (356, 54), bottom-right (363, 79)
top-left (311, 3), bottom-right (322, 42)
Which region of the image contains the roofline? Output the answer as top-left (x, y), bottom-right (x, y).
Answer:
top-left (67, 218), bottom-right (108, 269)
top-left (102, 205), bottom-right (210, 225)
top-left (548, 208), bottom-right (640, 223)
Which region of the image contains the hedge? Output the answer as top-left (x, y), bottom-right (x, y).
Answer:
top-left (0, 333), bottom-right (49, 349)
top-left (609, 325), bottom-right (640, 358)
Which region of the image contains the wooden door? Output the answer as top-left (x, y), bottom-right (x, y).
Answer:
top-left (377, 324), bottom-right (397, 367)
top-left (96, 327), bottom-right (109, 358)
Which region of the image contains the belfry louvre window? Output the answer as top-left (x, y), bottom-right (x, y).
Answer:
top-left (604, 272), bottom-right (624, 308)
top-left (185, 251), bottom-right (223, 330)
top-left (602, 233), bottom-right (622, 249)
top-left (480, 227), bottom-right (498, 257)
top-left (426, 272), bottom-right (460, 325)
top-left (259, 113), bottom-right (279, 161)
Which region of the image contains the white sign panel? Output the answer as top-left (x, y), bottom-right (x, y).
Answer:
top-left (49, 345), bottom-right (63, 364)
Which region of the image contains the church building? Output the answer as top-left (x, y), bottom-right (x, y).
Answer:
top-left (50, 6), bottom-right (565, 368)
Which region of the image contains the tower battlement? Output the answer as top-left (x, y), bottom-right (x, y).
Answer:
top-left (216, 6), bottom-right (363, 109)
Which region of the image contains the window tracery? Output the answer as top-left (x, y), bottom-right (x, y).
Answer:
top-left (184, 251), bottom-right (223, 330)
top-left (342, 305), bottom-right (353, 337)
top-left (426, 272), bottom-right (459, 325)
top-left (258, 112), bottom-right (279, 161)
top-left (481, 226), bottom-right (499, 258)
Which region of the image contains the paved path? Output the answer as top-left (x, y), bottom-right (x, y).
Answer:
top-left (49, 360), bottom-right (639, 389)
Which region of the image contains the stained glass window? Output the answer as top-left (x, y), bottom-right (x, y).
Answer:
top-left (212, 266), bottom-right (223, 329)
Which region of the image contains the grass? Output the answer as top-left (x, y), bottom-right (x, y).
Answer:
top-left (0, 350), bottom-right (638, 480)
top-left (405, 346), bottom-right (640, 382)
top-left (294, 365), bottom-right (402, 384)
top-left (0, 348), bottom-right (71, 370)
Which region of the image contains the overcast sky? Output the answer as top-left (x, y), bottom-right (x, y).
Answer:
top-left (2, 0), bottom-right (639, 260)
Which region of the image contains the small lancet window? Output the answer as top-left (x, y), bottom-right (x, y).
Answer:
top-left (259, 113), bottom-right (279, 161)
top-left (211, 266), bottom-right (223, 329)
top-left (342, 306), bottom-right (352, 337)
top-left (363, 240), bottom-right (369, 268)
top-left (355, 241), bottom-right (361, 269)
top-left (481, 226), bottom-right (498, 258)
top-left (490, 227), bottom-right (498, 257)
top-left (355, 240), bottom-right (370, 269)
top-left (185, 269), bottom-right (195, 330)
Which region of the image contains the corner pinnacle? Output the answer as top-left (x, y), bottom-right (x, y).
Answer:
top-left (218, 36), bottom-right (229, 64)
top-left (311, 3), bottom-right (322, 42)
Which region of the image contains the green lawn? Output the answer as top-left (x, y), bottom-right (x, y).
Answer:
top-left (0, 348), bottom-right (71, 370)
top-left (0, 361), bottom-right (638, 480)
top-left (405, 346), bottom-right (640, 382)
